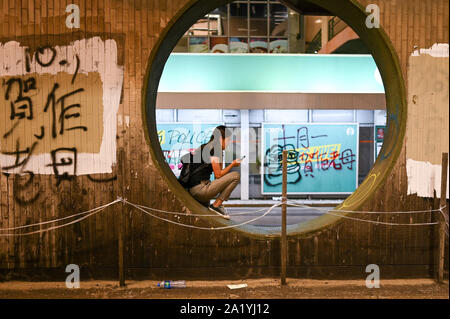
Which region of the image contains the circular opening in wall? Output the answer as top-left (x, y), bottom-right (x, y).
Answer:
top-left (143, 0), bottom-right (406, 238)
top-left (155, 3), bottom-right (387, 230)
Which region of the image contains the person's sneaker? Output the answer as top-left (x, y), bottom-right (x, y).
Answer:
top-left (208, 204), bottom-right (230, 220)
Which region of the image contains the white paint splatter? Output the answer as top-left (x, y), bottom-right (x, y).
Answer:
top-left (411, 43), bottom-right (449, 57)
top-left (406, 159), bottom-right (449, 199)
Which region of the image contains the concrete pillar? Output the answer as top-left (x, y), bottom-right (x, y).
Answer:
top-left (288, 10), bottom-right (305, 53)
top-left (321, 17), bottom-right (329, 50)
top-left (240, 109), bottom-right (250, 200)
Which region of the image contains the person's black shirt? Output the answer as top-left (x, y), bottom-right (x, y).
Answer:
top-left (188, 141), bottom-right (223, 188)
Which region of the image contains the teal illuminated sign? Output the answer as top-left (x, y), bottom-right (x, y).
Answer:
top-left (159, 53), bottom-right (385, 94)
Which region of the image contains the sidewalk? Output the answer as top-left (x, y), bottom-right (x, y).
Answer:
top-left (0, 278), bottom-right (447, 299)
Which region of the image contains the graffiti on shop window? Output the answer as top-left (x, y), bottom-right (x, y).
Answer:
top-left (158, 124), bottom-right (220, 177)
top-left (263, 124), bottom-right (357, 191)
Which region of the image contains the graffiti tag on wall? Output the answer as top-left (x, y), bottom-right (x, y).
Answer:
top-left (157, 123), bottom-right (221, 177)
top-left (262, 123), bottom-right (358, 194)
top-left (0, 37), bottom-right (124, 180)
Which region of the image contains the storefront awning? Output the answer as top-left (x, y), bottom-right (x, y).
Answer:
top-left (157, 53), bottom-right (385, 110)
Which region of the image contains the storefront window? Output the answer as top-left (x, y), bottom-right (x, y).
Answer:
top-left (250, 38), bottom-right (268, 53)
top-left (209, 6), bottom-right (228, 36)
top-left (269, 3), bottom-right (288, 37)
top-left (230, 37), bottom-right (249, 53)
top-left (210, 37), bottom-right (229, 53)
top-left (180, 1), bottom-right (289, 54)
top-left (189, 37), bottom-right (209, 53)
top-left (249, 2), bottom-right (268, 37)
top-left (230, 2), bottom-right (248, 36)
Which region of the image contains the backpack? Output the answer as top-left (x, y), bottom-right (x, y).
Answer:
top-left (177, 151), bottom-right (209, 188)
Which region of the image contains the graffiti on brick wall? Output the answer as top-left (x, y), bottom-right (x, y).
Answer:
top-left (0, 37), bottom-right (124, 203)
top-left (0, 37), bottom-right (124, 175)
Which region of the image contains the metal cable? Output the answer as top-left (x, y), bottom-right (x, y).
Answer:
top-left (287, 202), bottom-right (441, 226)
top-left (123, 199), bottom-right (283, 231)
top-left (0, 199), bottom-right (121, 232)
top-left (0, 208), bottom-right (106, 237)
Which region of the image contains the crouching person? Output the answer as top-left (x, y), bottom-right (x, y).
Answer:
top-left (186, 125), bottom-right (241, 219)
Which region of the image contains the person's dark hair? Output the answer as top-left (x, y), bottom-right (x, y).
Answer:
top-left (208, 125), bottom-right (231, 144)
